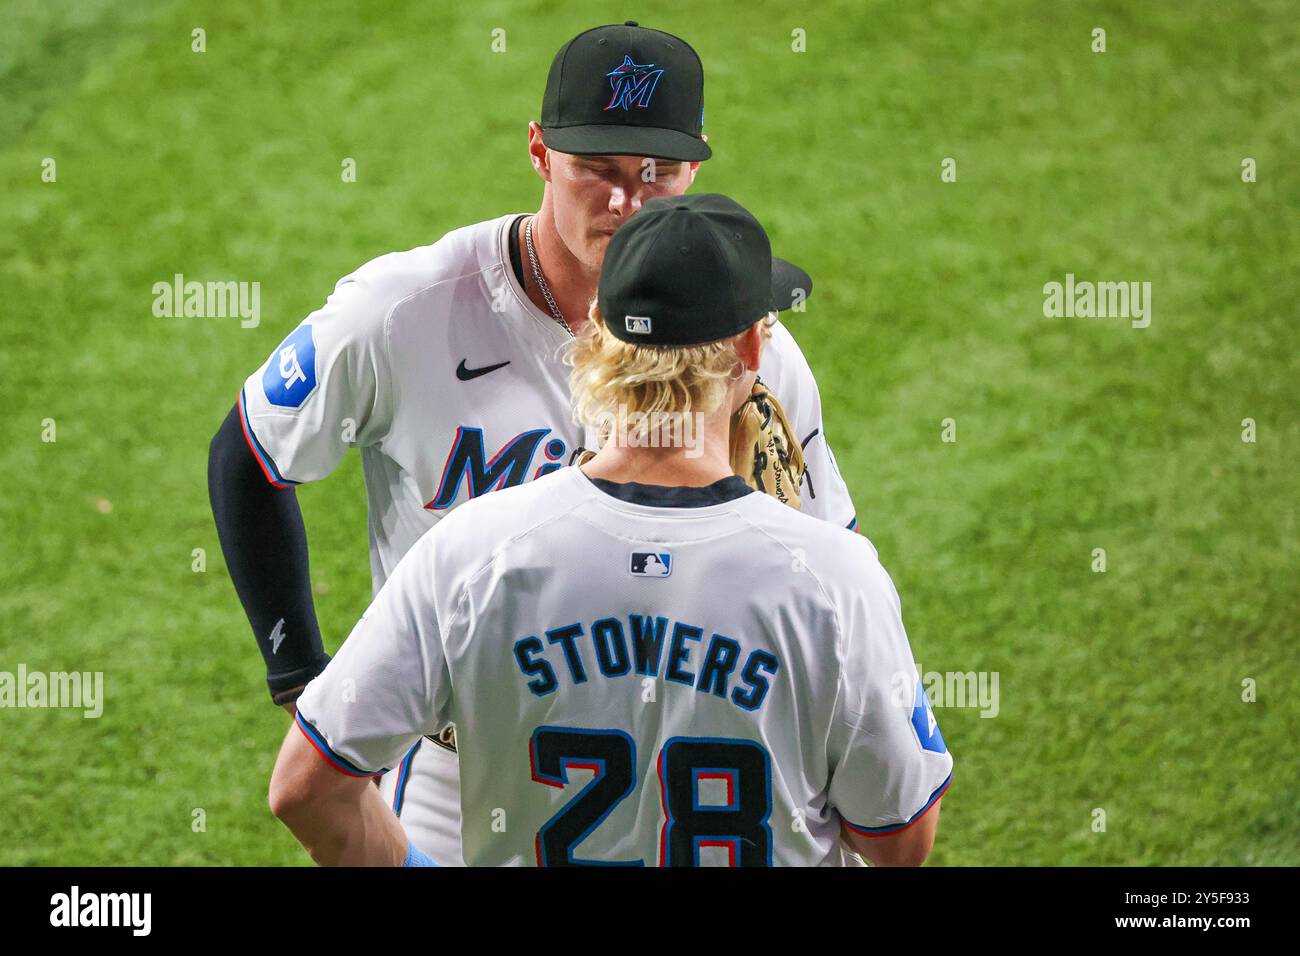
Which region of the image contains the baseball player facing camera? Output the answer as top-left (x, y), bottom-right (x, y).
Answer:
top-left (212, 22), bottom-right (863, 866)
top-left (269, 194), bottom-right (952, 866)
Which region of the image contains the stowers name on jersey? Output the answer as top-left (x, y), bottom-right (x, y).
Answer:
top-left (513, 613), bottom-right (779, 712)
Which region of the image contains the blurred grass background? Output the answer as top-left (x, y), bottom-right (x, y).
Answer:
top-left (0, 0), bottom-right (1295, 865)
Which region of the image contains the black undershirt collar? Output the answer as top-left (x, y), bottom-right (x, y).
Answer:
top-left (588, 474), bottom-right (754, 508)
top-left (508, 214), bottom-right (527, 288)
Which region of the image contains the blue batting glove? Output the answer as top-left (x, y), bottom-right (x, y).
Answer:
top-left (402, 841), bottom-right (439, 867)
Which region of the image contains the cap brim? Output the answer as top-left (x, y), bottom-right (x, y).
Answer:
top-left (542, 124), bottom-right (712, 162)
top-left (771, 257), bottom-right (813, 312)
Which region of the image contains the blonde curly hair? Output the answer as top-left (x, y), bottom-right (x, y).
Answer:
top-left (567, 302), bottom-right (774, 447)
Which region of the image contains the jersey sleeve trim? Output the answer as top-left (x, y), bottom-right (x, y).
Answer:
top-left (846, 516), bottom-right (859, 533)
top-left (294, 711), bottom-right (386, 778)
top-left (391, 739), bottom-right (422, 815)
top-left (237, 388), bottom-right (299, 489)
top-left (841, 771), bottom-right (952, 837)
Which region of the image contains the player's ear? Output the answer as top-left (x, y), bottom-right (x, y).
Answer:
top-left (735, 321), bottom-right (764, 372)
top-left (727, 325), bottom-right (762, 411)
top-left (686, 160), bottom-right (701, 186)
top-left (527, 121), bottom-right (552, 182)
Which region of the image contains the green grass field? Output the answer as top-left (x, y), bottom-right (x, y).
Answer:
top-left (1, 0), bottom-right (1295, 865)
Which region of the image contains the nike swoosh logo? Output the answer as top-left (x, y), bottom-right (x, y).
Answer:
top-left (456, 359), bottom-right (511, 381)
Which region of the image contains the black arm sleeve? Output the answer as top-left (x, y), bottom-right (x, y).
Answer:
top-left (207, 403), bottom-right (330, 704)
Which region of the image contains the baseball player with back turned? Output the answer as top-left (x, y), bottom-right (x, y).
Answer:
top-left (268, 193), bottom-right (953, 866)
top-left (209, 23), bottom-right (859, 866)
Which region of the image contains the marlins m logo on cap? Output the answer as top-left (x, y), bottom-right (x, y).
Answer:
top-left (539, 22), bottom-right (711, 161)
top-left (604, 54), bottom-right (664, 111)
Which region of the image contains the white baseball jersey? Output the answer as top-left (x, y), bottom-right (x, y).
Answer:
top-left (295, 467), bottom-right (952, 866)
top-left (238, 213), bottom-right (859, 862)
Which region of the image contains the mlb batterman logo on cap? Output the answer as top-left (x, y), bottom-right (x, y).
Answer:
top-left (598, 193), bottom-right (813, 346)
top-left (540, 21), bottom-right (712, 161)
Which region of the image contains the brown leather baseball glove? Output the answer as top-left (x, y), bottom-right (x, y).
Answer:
top-left (729, 377), bottom-right (805, 509)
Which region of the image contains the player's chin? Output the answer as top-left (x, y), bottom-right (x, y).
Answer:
top-left (587, 232), bottom-right (615, 265)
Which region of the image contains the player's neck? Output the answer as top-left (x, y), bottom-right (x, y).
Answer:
top-left (580, 407), bottom-right (735, 488)
top-left (582, 449), bottom-right (733, 488)
top-left (520, 206), bottom-right (597, 334)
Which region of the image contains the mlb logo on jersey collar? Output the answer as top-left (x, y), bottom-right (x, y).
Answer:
top-left (630, 551), bottom-right (671, 577)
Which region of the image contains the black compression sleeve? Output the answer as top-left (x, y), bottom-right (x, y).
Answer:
top-left (207, 403), bottom-right (330, 704)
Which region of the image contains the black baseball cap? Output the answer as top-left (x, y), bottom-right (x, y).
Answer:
top-left (541, 21), bottom-right (712, 162)
top-left (598, 194), bottom-right (812, 346)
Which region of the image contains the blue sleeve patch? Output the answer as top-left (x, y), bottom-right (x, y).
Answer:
top-left (262, 324), bottom-right (318, 408)
top-left (910, 678), bottom-right (947, 754)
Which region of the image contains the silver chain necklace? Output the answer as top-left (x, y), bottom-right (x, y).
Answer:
top-left (524, 216), bottom-right (572, 337)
